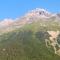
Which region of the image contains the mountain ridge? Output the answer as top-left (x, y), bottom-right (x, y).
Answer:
top-left (0, 8), bottom-right (60, 28)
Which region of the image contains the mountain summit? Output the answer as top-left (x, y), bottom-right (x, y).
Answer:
top-left (0, 8), bottom-right (59, 29)
top-left (25, 8), bottom-right (53, 18)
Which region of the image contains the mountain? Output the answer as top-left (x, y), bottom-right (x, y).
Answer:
top-left (0, 8), bottom-right (60, 33)
top-left (0, 8), bottom-right (59, 29)
top-left (0, 8), bottom-right (60, 60)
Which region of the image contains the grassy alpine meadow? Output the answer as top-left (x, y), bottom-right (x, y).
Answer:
top-left (0, 21), bottom-right (60, 60)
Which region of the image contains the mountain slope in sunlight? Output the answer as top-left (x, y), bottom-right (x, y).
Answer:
top-left (0, 8), bottom-right (60, 60)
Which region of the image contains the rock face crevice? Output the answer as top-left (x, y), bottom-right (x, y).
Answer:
top-left (45, 31), bottom-right (60, 55)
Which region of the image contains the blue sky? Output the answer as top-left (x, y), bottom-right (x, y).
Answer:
top-left (0, 0), bottom-right (60, 20)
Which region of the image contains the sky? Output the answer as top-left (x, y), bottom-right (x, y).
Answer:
top-left (0, 0), bottom-right (60, 20)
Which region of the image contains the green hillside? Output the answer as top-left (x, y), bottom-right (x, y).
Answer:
top-left (0, 21), bottom-right (60, 60)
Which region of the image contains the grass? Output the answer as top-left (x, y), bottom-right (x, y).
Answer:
top-left (0, 20), bottom-right (60, 60)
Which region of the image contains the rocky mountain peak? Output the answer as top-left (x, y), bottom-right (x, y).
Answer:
top-left (0, 8), bottom-right (59, 29)
top-left (25, 8), bottom-right (52, 18)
